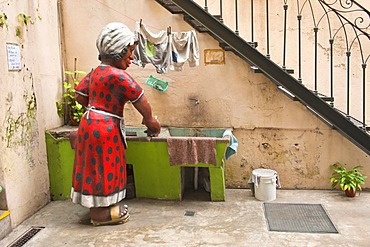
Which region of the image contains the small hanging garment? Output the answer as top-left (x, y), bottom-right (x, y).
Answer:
top-left (170, 30), bottom-right (199, 71)
top-left (133, 22), bottom-right (171, 74)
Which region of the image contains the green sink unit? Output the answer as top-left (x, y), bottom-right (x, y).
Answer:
top-left (45, 126), bottom-right (77, 200)
top-left (46, 126), bottom-right (230, 201)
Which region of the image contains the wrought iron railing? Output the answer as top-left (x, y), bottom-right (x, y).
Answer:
top-left (318, 0), bottom-right (369, 128)
top-left (193, 0), bottom-right (370, 129)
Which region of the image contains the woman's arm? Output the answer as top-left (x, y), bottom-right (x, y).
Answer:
top-left (75, 93), bottom-right (88, 107)
top-left (132, 95), bottom-right (161, 137)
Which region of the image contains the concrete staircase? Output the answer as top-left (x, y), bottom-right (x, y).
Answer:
top-left (154, 0), bottom-right (370, 156)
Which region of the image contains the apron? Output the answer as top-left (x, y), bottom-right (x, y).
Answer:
top-left (85, 105), bottom-right (128, 149)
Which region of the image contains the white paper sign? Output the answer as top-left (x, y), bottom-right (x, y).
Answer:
top-left (7, 43), bottom-right (22, 71)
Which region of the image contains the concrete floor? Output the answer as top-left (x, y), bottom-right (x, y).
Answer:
top-left (1, 189), bottom-right (370, 247)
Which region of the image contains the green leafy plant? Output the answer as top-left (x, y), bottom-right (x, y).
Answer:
top-left (16, 12), bottom-right (35, 37)
top-left (0, 12), bottom-right (8, 30)
top-left (56, 70), bottom-right (87, 125)
top-left (330, 162), bottom-right (367, 195)
top-left (17, 12), bottom-right (34, 26)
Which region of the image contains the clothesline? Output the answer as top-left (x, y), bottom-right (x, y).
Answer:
top-left (93, 0), bottom-right (167, 32)
top-left (139, 19), bottom-right (172, 36)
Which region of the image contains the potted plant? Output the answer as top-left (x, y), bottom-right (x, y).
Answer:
top-left (56, 70), bottom-right (86, 125)
top-left (330, 162), bottom-right (367, 197)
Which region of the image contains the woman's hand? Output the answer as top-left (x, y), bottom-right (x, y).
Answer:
top-left (142, 117), bottom-right (160, 137)
top-left (133, 95), bottom-right (161, 137)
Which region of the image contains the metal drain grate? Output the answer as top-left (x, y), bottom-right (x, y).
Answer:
top-left (8, 226), bottom-right (45, 247)
top-left (264, 203), bottom-right (338, 233)
top-left (184, 210), bottom-right (195, 216)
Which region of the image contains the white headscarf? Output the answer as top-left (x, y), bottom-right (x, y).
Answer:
top-left (96, 22), bottom-right (136, 59)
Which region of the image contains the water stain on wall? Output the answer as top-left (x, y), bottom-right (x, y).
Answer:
top-left (3, 72), bottom-right (38, 165)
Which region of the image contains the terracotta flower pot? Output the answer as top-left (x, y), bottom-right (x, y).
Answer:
top-left (345, 188), bottom-right (356, 197)
top-left (69, 114), bottom-right (80, 126)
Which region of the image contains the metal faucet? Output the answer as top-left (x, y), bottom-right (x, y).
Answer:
top-left (189, 98), bottom-right (200, 105)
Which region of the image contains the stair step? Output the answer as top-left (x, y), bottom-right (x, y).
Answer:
top-left (217, 39), bottom-right (258, 52)
top-left (212, 15), bottom-right (223, 21)
top-left (184, 15), bottom-right (223, 33)
top-left (277, 86), bottom-right (334, 103)
top-left (313, 92), bottom-right (334, 102)
top-left (278, 86), bottom-right (299, 101)
top-left (360, 126), bottom-right (370, 133)
top-left (184, 15), bottom-right (209, 32)
top-left (248, 41), bottom-right (258, 48)
top-left (283, 68), bottom-right (294, 74)
top-left (219, 42), bottom-right (234, 51)
top-left (155, 0), bottom-right (184, 14)
top-left (251, 66), bottom-right (294, 74)
top-left (336, 109), bottom-right (370, 131)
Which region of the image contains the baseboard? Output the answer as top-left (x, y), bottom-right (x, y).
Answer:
top-left (0, 210), bottom-right (11, 240)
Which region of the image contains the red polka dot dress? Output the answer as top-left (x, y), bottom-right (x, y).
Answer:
top-left (71, 65), bottom-right (143, 208)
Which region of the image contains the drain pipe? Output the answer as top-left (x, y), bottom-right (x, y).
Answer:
top-left (194, 167), bottom-right (199, 190)
top-left (57, 0), bottom-right (68, 124)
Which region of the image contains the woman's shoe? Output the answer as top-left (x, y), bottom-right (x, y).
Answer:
top-left (91, 204), bottom-right (129, 226)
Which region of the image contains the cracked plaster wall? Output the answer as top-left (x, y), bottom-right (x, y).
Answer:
top-left (0, 0), bottom-right (63, 227)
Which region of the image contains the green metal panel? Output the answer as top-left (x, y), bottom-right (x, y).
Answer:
top-left (45, 132), bottom-right (74, 200)
top-left (209, 166), bottom-right (225, 201)
top-left (126, 141), bottom-right (182, 200)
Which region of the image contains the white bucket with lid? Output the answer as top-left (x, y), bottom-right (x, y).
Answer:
top-left (252, 169), bottom-right (278, 201)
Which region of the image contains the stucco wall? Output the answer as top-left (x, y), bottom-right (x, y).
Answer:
top-left (60, 0), bottom-right (369, 190)
top-left (0, 0), bottom-right (63, 226)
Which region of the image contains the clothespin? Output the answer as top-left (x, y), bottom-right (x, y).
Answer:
top-left (139, 19), bottom-right (142, 27)
top-left (167, 26), bottom-right (171, 35)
